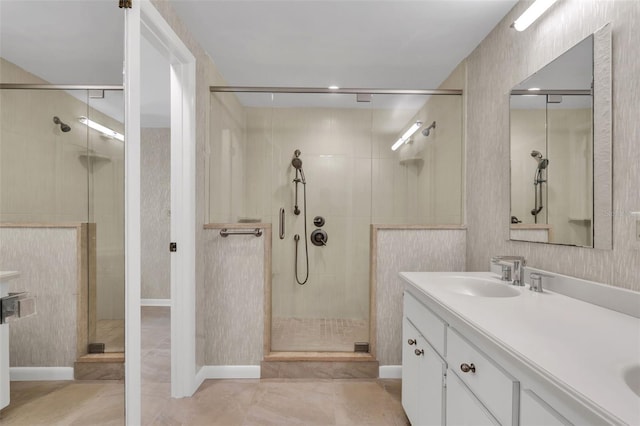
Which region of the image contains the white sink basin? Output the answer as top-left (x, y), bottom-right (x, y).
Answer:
top-left (439, 276), bottom-right (522, 298)
top-left (623, 365), bottom-right (640, 398)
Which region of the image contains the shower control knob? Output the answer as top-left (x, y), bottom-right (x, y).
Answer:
top-left (310, 229), bottom-right (328, 246)
top-left (313, 216), bottom-right (325, 227)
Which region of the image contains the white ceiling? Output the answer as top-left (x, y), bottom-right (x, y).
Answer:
top-left (1, 0), bottom-right (519, 123)
top-left (170, 0), bottom-right (518, 89)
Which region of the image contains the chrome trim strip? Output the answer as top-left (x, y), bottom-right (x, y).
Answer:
top-left (210, 86), bottom-right (462, 95)
top-left (510, 89), bottom-right (591, 96)
top-left (0, 84), bottom-right (123, 90)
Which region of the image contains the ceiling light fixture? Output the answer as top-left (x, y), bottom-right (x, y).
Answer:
top-left (328, 85), bottom-right (340, 90)
top-left (78, 116), bottom-right (124, 142)
top-left (391, 121), bottom-right (422, 151)
top-left (512, 0), bottom-right (557, 32)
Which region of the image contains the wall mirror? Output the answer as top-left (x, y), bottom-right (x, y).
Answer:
top-left (509, 24), bottom-right (611, 249)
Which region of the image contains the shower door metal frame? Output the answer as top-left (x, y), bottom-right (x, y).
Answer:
top-left (209, 86), bottom-right (463, 361)
top-left (210, 86), bottom-right (462, 95)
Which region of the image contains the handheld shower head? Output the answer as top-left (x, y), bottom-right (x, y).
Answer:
top-left (53, 116), bottom-right (71, 132)
top-left (291, 150), bottom-right (306, 184)
top-left (530, 150), bottom-right (548, 169)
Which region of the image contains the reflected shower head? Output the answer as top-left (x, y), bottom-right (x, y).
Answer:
top-left (53, 116), bottom-right (71, 132)
top-left (421, 121), bottom-right (436, 137)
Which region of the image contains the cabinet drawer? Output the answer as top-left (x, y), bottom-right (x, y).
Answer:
top-left (447, 328), bottom-right (519, 426)
top-left (404, 291), bottom-right (446, 356)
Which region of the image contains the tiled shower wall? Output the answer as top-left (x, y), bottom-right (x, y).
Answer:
top-left (0, 226), bottom-right (85, 367)
top-left (202, 227), bottom-right (265, 365)
top-left (374, 228), bottom-right (466, 366)
top-left (462, 0), bottom-right (640, 290)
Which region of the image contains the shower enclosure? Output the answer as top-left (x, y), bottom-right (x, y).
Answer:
top-left (208, 88), bottom-right (462, 353)
top-left (0, 85), bottom-right (125, 356)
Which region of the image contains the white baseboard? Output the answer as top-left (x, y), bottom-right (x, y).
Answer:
top-left (10, 367), bottom-right (74, 381)
top-left (379, 365), bottom-right (402, 379)
top-left (197, 365), bottom-right (260, 380)
top-left (141, 298), bottom-right (171, 307)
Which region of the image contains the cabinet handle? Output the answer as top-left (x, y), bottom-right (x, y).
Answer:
top-left (414, 349), bottom-right (424, 356)
top-left (460, 363), bottom-right (476, 373)
top-left (407, 339), bottom-right (417, 346)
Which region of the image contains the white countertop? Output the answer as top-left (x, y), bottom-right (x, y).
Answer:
top-left (400, 271), bottom-right (640, 426)
top-left (0, 271), bottom-right (19, 281)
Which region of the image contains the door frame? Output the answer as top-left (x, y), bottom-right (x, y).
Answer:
top-left (124, 1), bottom-right (197, 424)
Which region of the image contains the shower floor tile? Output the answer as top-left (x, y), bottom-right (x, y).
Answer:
top-left (272, 317), bottom-right (369, 352)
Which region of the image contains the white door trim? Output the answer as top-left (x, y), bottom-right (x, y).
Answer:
top-left (125, 1), bottom-right (197, 424)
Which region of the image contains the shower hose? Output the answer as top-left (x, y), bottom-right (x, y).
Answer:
top-left (294, 180), bottom-right (309, 285)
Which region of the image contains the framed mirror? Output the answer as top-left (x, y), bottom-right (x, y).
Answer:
top-left (509, 24), bottom-right (611, 249)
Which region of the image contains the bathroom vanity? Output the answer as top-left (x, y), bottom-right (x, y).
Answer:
top-left (400, 271), bottom-right (640, 426)
top-left (1, 271), bottom-right (20, 410)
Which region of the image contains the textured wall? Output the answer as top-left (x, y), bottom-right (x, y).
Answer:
top-left (464, 0), bottom-right (640, 290)
top-left (203, 227), bottom-right (265, 365)
top-left (141, 128), bottom-right (171, 299)
top-left (375, 228), bottom-right (466, 365)
top-left (0, 226), bottom-right (80, 367)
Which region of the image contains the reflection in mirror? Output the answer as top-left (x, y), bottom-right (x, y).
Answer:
top-left (509, 25), bottom-right (611, 248)
top-left (0, 0), bottom-right (125, 421)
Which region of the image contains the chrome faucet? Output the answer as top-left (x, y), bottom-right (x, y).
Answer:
top-left (491, 255), bottom-right (526, 286)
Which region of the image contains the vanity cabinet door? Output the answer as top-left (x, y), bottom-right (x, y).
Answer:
top-left (446, 371), bottom-right (499, 426)
top-left (520, 389), bottom-right (571, 426)
top-left (402, 317), bottom-right (446, 426)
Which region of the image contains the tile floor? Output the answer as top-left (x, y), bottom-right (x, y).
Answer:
top-left (271, 317), bottom-right (369, 352)
top-left (1, 307), bottom-right (408, 425)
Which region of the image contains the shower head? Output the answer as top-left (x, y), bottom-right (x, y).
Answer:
top-left (421, 121), bottom-right (436, 137)
top-left (291, 157), bottom-right (303, 170)
top-left (530, 150), bottom-right (543, 160)
top-left (291, 150), bottom-right (306, 184)
top-left (53, 116), bottom-right (71, 132)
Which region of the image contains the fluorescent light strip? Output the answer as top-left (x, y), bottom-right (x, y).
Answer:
top-left (78, 116), bottom-right (124, 142)
top-left (391, 121), bottom-right (422, 151)
top-left (512, 0), bottom-right (557, 32)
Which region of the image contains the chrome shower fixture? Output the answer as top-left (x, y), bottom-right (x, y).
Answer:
top-left (530, 150), bottom-right (549, 169)
top-left (53, 116), bottom-right (71, 132)
top-left (421, 121), bottom-right (436, 137)
top-left (291, 149), bottom-right (309, 285)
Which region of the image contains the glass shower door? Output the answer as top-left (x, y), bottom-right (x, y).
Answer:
top-left (267, 93), bottom-right (373, 352)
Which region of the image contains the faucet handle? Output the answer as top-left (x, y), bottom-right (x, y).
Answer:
top-left (529, 272), bottom-right (553, 292)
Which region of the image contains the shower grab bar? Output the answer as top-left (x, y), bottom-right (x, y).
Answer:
top-left (279, 208), bottom-right (285, 239)
top-left (220, 228), bottom-right (263, 238)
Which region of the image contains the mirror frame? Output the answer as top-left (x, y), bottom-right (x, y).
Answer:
top-left (509, 23), bottom-right (611, 249)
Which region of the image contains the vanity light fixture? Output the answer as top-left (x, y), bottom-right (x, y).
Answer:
top-left (78, 116), bottom-right (124, 142)
top-left (512, 0), bottom-right (557, 32)
top-left (391, 121), bottom-right (422, 151)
